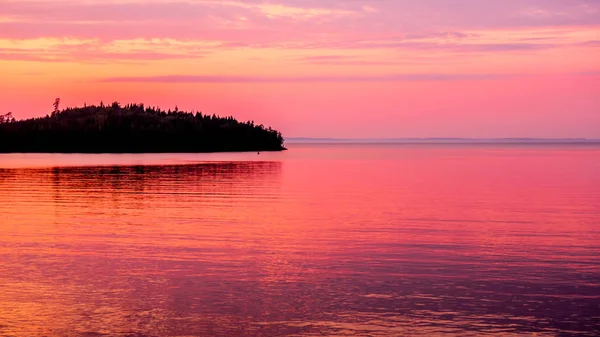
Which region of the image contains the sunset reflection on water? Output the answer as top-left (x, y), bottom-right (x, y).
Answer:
top-left (1, 144), bottom-right (599, 336)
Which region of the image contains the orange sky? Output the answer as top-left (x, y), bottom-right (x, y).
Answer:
top-left (1, 0), bottom-right (599, 138)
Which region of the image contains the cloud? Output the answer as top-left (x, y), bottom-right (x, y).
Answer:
top-left (362, 5), bottom-right (378, 13)
top-left (0, 0), bottom-right (357, 23)
top-left (0, 50), bottom-right (200, 63)
top-left (297, 55), bottom-right (349, 61)
top-left (295, 54), bottom-right (448, 66)
top-left (402, 31), bottom-right (481, 40)
top-left (0, 40), bottom-right (205, 63)
top-left (304, 60), bottom-right (417, 66)
top-left (100, 73), bottom-right (511, 83)
top-left (2, 0), bottom-right (599, 42)
top-left (1, 0), bottom-right (599, 72)
top-left (271, 39), bottom-right (561, 52)
top-left (581, 40), bottom-right (600, 46)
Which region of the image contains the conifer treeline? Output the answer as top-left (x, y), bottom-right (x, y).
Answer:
top-left (0, 102), bottom-right (285, 153)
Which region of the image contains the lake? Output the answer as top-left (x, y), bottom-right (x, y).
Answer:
top-left (0, 143), bottom-right (599, 336)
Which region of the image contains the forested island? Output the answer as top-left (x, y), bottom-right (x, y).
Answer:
top-left (0, 102), bottom-right (285, 153)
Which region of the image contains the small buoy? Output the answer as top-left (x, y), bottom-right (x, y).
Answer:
top-left (257, 152), bottom-right (260, 155)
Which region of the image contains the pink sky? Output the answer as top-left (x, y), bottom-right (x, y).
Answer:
top-left (1, 0), bottom-right (599, 138)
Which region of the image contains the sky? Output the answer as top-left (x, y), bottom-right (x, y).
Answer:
top-left (1, 0), bottom-right (599, 138)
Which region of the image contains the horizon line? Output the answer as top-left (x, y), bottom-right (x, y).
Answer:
top-left (285, 137), bottom-right (600, 141)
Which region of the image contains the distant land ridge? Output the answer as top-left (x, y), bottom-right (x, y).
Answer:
top-left (0, 102), bottom-right (285, 153)
top-left (286, 137), bottom-right (598, 144)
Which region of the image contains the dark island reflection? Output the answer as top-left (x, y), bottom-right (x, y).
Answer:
top-left (1, 145), bottom-right (599, 336)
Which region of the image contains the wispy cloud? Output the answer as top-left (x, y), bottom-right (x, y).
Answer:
top-left (2, 0), bottom-right (599, 41)
top-left (0, 0), bottom-right (358, 23)
top-left (298, 55), bottom-right (349, 61)
top-left (100, 73), bottom-right (512, 83)
top-left (295, 54), bottom-right (445, 66)
top-left (0, 39), bottom-right (205, 63)
top-left (581, 40), bottom-right (600, 46)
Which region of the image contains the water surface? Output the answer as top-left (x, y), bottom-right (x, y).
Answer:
top-left (1, 143), bottom-right (599, 336)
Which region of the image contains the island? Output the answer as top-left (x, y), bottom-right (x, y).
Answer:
top-left (0, 102), bottom-right (285, 153)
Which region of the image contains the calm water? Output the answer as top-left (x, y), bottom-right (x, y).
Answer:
top-left (1, 143), bottom-right (599, 337)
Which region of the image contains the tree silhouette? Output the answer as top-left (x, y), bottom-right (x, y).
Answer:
top-left (0, 112), bottom-right (15, 124)
top-left (0, 102), bottom-right (285, 153)
top-left (52, 98), bottom-right (60, 117)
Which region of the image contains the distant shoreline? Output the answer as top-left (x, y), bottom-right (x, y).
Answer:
top-left (285, 138), bottom-right (600, 144)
